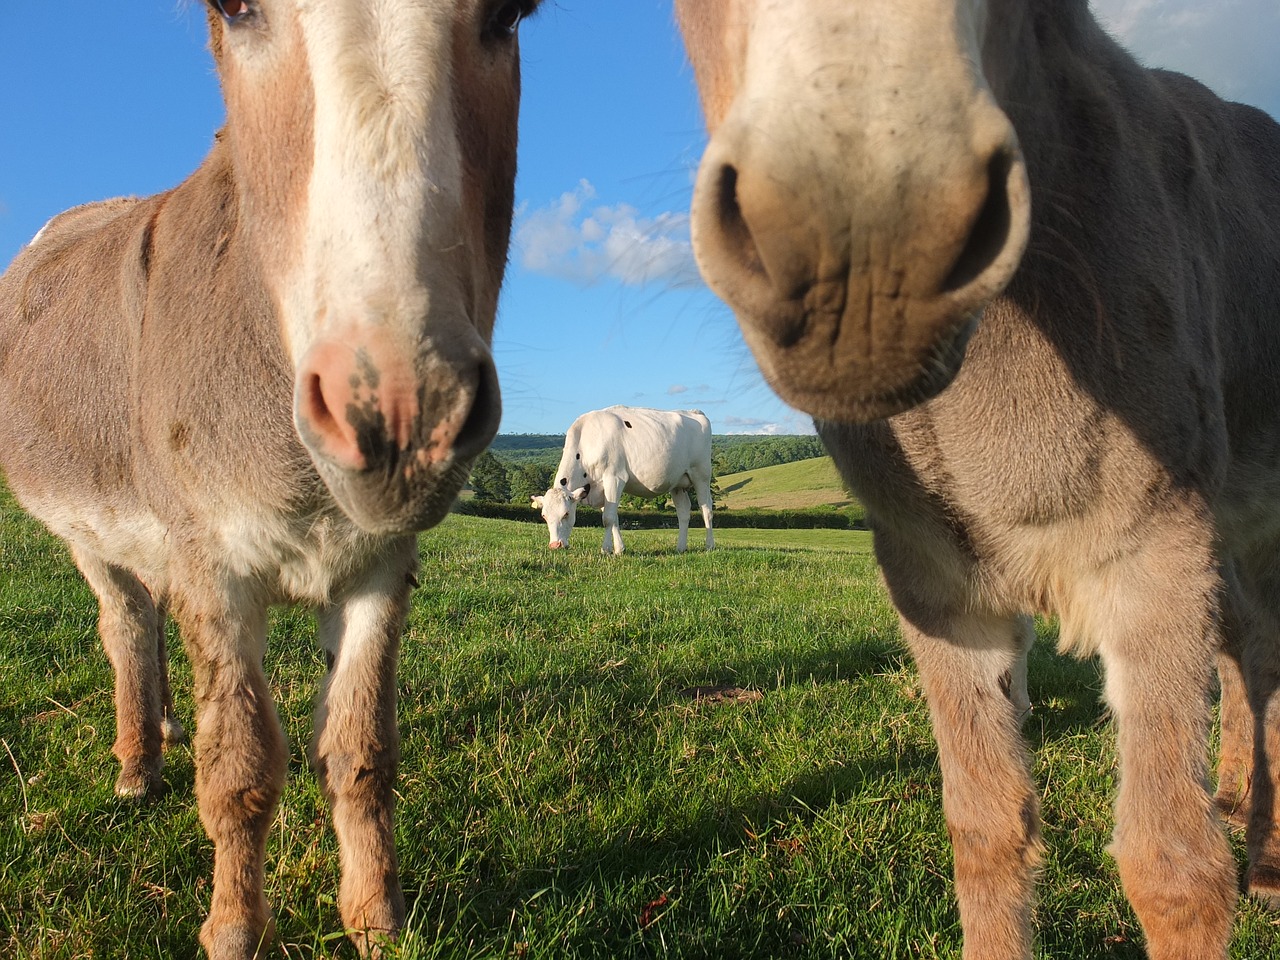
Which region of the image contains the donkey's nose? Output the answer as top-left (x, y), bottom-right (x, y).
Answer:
top-left (296, 339), bottom-right (413, 471)
top-left (295, 334), bottom-right (500, 473)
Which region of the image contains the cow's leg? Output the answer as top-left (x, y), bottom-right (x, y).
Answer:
top-left (153, 598), bottom-right (187, 748)
top-left (903, 610), bottom-right (1040, 960)
top-left (313, 539), bottom-right (414, 955)
top-left (694, 476), bottom-right (714, 550)
top-left (72, 548), bottom-right (167, 799)
top-left (672, 488), bottom-right (692, 552)
top-left (600, 477), bottom-right (626, 554)
top-left (173, 578), bottom-right (284, 960)
top-left (1098, 531), bottom-right (1235, 959)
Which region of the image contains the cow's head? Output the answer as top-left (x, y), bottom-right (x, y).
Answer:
top-left (531, 485), bottom-right (589, 549)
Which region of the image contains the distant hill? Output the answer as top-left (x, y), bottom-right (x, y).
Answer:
top-left (717, 456), bottom-right (854, 510)
top-left (487, 434), bottom-right (564, 465)
top-left (487, 433), bottom-right (825, 474)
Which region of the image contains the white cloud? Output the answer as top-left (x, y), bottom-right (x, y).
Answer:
top-left (667, 384), bottom-right (688, 395)
top-left (514, 180), bottom-right (704, 288)
top-left (720, 414), bottom-right (817, 436)
top-left (1092, 0), bottom-right (1280, 110)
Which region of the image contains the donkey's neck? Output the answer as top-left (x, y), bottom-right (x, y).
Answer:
top-left (984, 0), bottom-right (1167, 337)
top-left (988, 0), bottom-right (1139, 184)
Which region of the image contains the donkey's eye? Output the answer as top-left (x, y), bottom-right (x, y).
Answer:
top-left (486, 0), bottom-right (528, 41)
top-left (213, 0), bottom-right (250, 23)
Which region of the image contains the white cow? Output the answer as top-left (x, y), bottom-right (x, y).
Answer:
top-left (532, 406), bottom-right (715, 554)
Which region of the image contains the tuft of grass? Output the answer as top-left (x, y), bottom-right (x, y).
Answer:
top-left (0, 488), bottom-right (1272, 959)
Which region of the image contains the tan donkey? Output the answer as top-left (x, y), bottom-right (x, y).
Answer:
top-left (0, 1), bottom-right (541, 956)
top-left (677, 1), bottom-right (1280, 958)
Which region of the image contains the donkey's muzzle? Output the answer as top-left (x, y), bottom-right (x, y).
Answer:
top-left (295, 329), bottom-right (501, 534)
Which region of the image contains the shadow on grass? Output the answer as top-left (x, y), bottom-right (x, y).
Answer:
top-left (387, 629), bottom-right (1159, 959)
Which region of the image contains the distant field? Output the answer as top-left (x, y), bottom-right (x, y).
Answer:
top-left (718, 457), bottom-right (854, 510)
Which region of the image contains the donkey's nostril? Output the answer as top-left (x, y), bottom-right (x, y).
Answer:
top-left (450, 357), bottom-right (502, 463)
top-left (941, 149), bottom-right (1016, 295)
top-left (715, 163), bottom-right (767, 280)
top-left (304, 373), bottom-right (335, 435)
top-left (300, 368), bottom-right (365, 470)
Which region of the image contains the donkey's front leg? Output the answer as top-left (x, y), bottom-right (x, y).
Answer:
top-left (153, 598), bottom-right (187, 749)
top-left (903, 612), bottom-right (1041, 960)
top-left (313, 538), bottom-right (415, 954)
top-left (174, 584), bottom-right (284, 960)
top-left (72, 549), bottom-right (168, 799)
top-left (1230, 569), bottom-right (1280, 907)
top-left (1215, 636), bottom-right (1253, 830)
top-left (1100, 544), bottom-right (1236, 959)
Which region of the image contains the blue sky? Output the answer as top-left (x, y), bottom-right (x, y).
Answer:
top-left (2, 2), bottom-right (1278, 436)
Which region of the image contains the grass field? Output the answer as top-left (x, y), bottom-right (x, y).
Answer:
top-left (717, 458), bottom-right (853, 511)
top-left (1, 489), bottom-right (1276, 959)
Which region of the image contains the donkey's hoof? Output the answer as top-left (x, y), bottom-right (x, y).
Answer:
top-left (1247, 864), bottom-right (1280, 912)
top-left (161, 716), bottom-right (188, 748)
top-left (349, 927), bottom-right (400, 959)
top-left (200, 919), bottom-right (274, 960)
top-left (114, 762), bottom-right (164, 800)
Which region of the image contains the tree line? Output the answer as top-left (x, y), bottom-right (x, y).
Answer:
top-left (467, 434), bottom-right (827, 506)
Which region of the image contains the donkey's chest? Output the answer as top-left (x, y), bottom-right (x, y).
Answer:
top-left (211, 504), bottom-right (392, 605)
top-left (823, 398), bottom-right (1165, 623)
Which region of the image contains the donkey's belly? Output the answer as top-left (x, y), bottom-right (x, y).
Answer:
top-left (15, 486), bottom-right (171, 588)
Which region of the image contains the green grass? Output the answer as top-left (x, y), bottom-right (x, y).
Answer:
top-left (1, 489), bottom-right (1275, 958)
top-left (718, 458), bottom-right (852, 510)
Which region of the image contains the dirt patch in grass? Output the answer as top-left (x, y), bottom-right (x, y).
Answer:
top-left (677, 684), bottom-right (764, 706)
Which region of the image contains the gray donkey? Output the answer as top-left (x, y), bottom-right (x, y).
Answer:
top-left (678, 0), bottom-right (1280, 958)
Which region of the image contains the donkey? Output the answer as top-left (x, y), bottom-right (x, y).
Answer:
top-left (677, 1), bottom-right (1280, 957)
top-left (0, 1), bottom-right (539, 956)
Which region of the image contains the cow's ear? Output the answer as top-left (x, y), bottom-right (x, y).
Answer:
top-left (571, 486), bottom-right (590, 502)
top-left (531, 495), bottom-right (543, 509)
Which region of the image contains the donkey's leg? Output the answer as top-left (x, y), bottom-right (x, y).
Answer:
top-left (1215, 625), bottom-right (1253, 830)
top-left (173, 583), bottom-right (284, 960)
top-left (313, 539), bottom-right (415, 954)
top-left (672, 488), bottom-right (692, 552)
top-left (1007, 614), bottom-right (1035, 723)
top-left (72, 549), bottom-right (167, 799)
top-left (903, 612), bottom-right (1040, 960)
top-left (1099, 542), bottom-right (1235, 959)
top-left (1234, 568), bottom-right (1280, 906)
top-left (153, 599), bottom-right (187, 748)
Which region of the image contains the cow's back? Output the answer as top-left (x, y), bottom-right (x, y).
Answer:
top-left (578, 406), bottom-right (710, 495)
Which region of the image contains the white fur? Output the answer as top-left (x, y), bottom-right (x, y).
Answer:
top-left (283, 0), bottom-right (464, 364)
